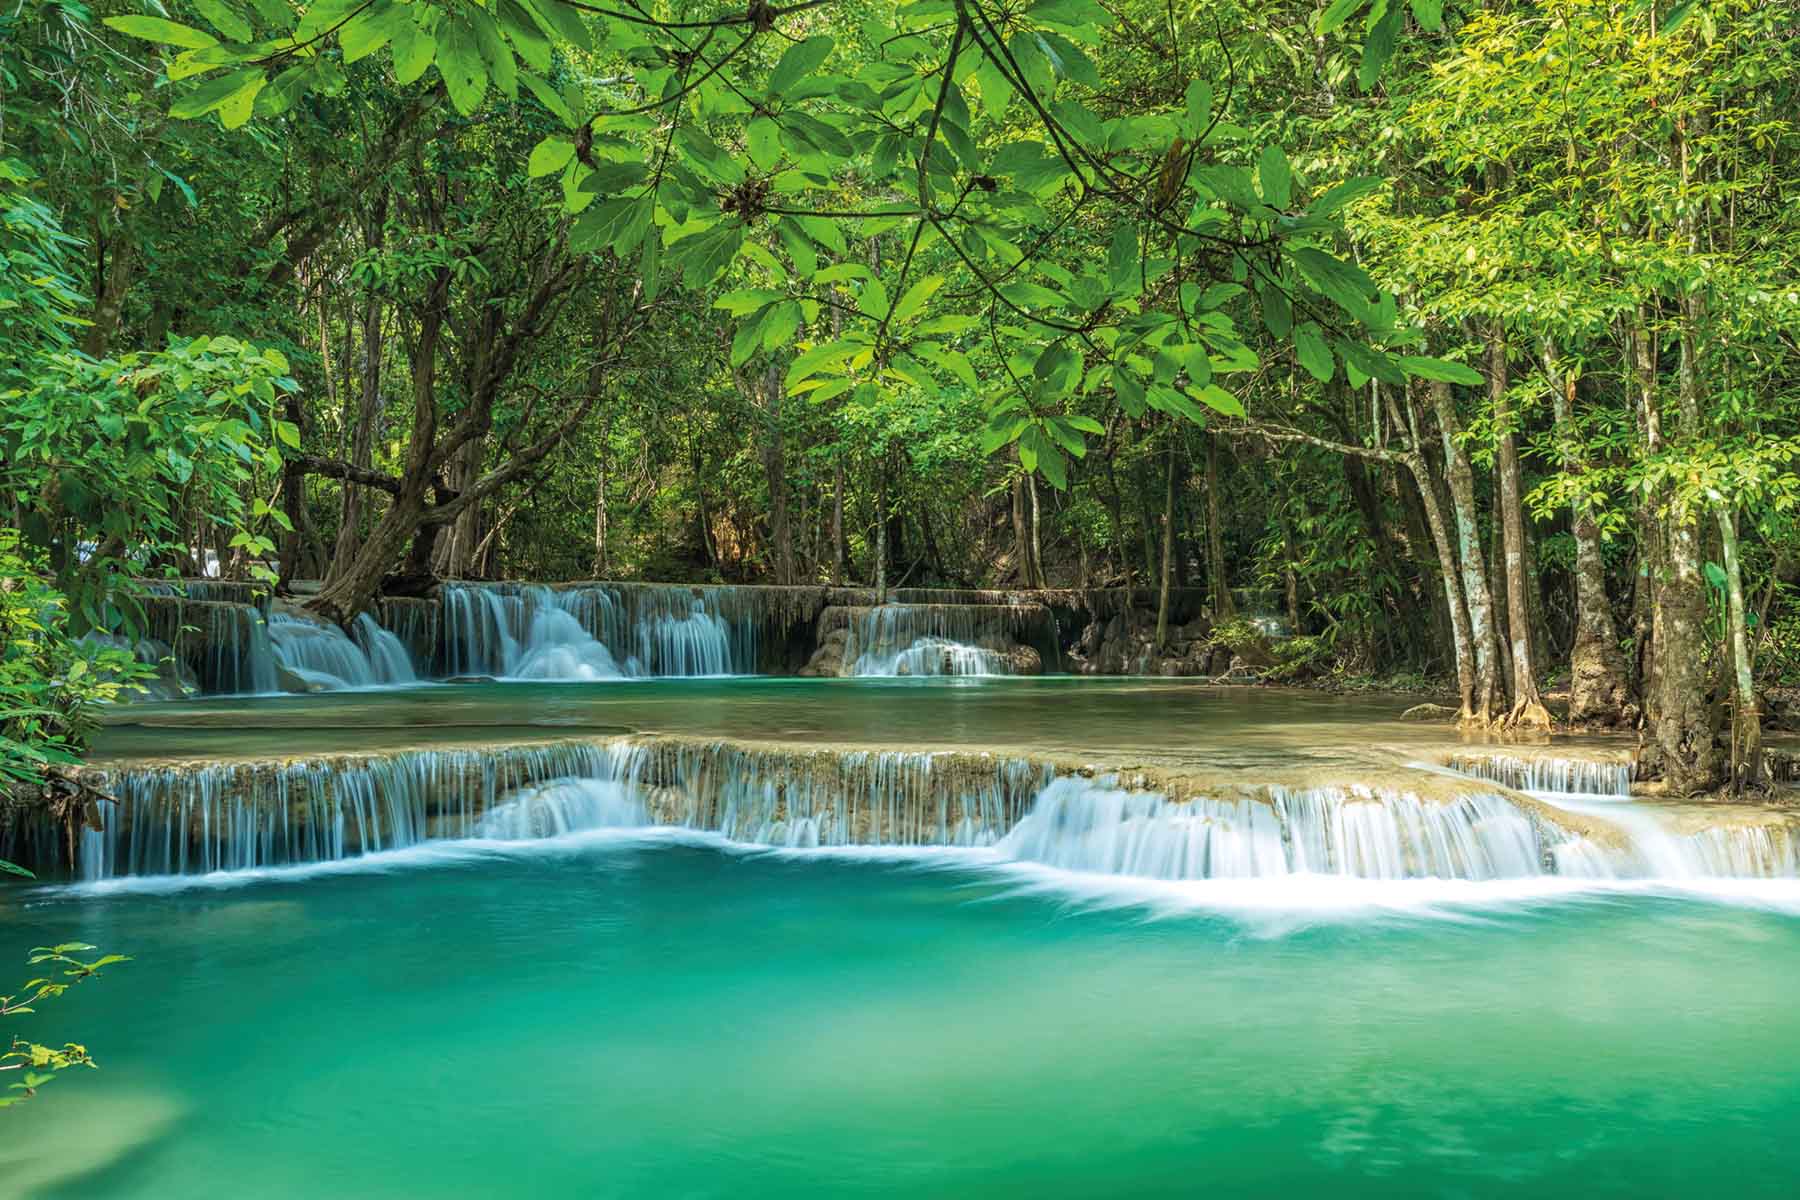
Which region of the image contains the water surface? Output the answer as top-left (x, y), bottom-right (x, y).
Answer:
top-left (6, 838), bottom-right (1797, 1198)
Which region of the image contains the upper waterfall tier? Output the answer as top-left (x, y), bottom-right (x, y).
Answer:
top-left (127, 580), bottom-right (1225, 693)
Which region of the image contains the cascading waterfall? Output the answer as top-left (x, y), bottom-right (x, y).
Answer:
top-left (996, 777), bottom-right (1556, 881)
top-left (437, 583), bottom-right (750, 678)
top-left (843, 604), bottom-right (1048, 677)
top-left (73, 739), bottom-right (1052, 877)
top-left (80, 742), bottom-right (616, 878)
top-left (1442, 753), bottom-right (1633, 797)
top-left (268, 612), bottom-right (417, 690)
top-left (63, 738), bottom-right (1800, 884)
top-left (1442, 752), bottom-right (1800, 879)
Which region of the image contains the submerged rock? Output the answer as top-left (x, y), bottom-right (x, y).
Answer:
top-left (1401, 703), bottom-right (1460, 722)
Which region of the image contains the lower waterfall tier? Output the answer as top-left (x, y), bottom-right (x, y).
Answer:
top-left (53, 739), bottom-right (1800, 884)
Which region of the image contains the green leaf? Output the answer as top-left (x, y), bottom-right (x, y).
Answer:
top-left (891, 276), bottom-right (942, 325)
top-left (0, 858), bottom-right (34, 879)
top-left (1107, 225), bottom-right (1138, 293)
top-left (1258, 146), bottom-right (1292, 209)
top-left (770, 36), bottom-right (834, 96)
top-left (528, 136), bottom-right (575, 178)
top-left (169, 68), bottom-right (263, 119)
top-left (1309, 176), bottom-right (1382, 217)
top-left (747, 117), bottom-right (782, 172)
top-left (1358, 7), bottom-right (1401, 91)
top-left (517, 0), bottom-right (592, 52)
top-left (1111, 367), bottom-right (1147, 417)
top-left (1660, 0), bottom-right (1700, 35)
top-left (341, 2), bottom-right (410, 64)
top-left (103, 15), bottom-right (219, 49)
top-left (1292, 247), bottom-right (1379, 323)
top-left (1409, 0), bottom-right (1443, 32)
top-left (391, 15), bottom-right (436, 86)
top-left (191, 0), bottom-right (254, 42)
top-left (1194, 383), bottom-right (1244, 418)
top-left (1293, 323), bottom-right (1334, 382)
top-left (216, 71), bottom-right (266, 128)
top-left (294, 0), bottom-right (361, 42)
top-left (274, 419), bottom-right (301, 449)
top-left (1398, 355), bottom-right (1483, 386)
top-left (1191, 165), bottom-right (1258, 211)
top-left (437, 16), bottom-right (489, 116)
top-left (1318, 0), bottom-right (1363, 35)
top-left (1183, 79), bottom-right (1213, 137)
top-left (519, 70), bottom-right (575, 128)
top-left (858, 277), bottom-right (890, 321)
top-left (497, 0), bottom-right (552, 73)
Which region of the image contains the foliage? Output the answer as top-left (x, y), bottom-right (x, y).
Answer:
top-left (0, 533), bottom-right (147, 801)
top-left (1, 943), bottom-right (128, 1109)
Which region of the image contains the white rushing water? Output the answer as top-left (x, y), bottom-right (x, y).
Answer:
top-left (1443, 754), bottom-right (1800, 880)
top-left (266, 611), bottom-right (417, 690)
top-left (844, 604), bottom-right (1045, 676)
top-left (439, 584), bottom-right (742, 679)
top-left (995, 777), bottom-right (1550, 881)
top-left (65, 740), bottom-right (1800, 892)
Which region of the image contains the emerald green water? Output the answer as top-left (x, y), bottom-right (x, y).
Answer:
top-left (6, 834), bottom-right (1799, 1198)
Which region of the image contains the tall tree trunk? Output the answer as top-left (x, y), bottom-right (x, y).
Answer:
top-left (1489, 326), bottom-right (1550, 728)
top-left (1431, 380), bottom-right (1502, 722)
top-left (1408, 451), bottom-right (1477, 718)
top-left (1027, 472), bottom-right (1045, 588)
top-left (83, 225), bottom-right (135, 357)
top-left (1155, 431), bottom-right (1176, 649)
top-left (1628, 317), bottom-right (1661, 719)
top-left (875, 463), bottom-right (888, 600)
top-left (1010, 451), bottom-right (1040, 589)
top-left (830, 460), bottom-right (845, 585)
top-left (1546, 339), bottom-right (1633, 727)
top-left (1204, 435), bottom-right (1232, 620)
top-left (1714, 504), bottom-right (1762, 792)
top-left (1393, 378), bottom-right (1477, 713)
top-left (333, 196), bottom-right (387, 574)
top-left (592, 419), bottom-right (610, 578)
top-left (1642, 304), bottom-right (1721, 792)
top-left (1489, 483), bottom-right (1514, 700)
top-left (1101, 438), bottom-right (1131, 586)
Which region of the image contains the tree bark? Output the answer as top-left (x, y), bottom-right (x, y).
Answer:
top-left (82, 225), bottom-right (135, 357)
top-left (1714, 503), bottom-right (1762, 792)
top-left (1155, 431), bottom-right (1176, 649)
top-left (592, 415), bottom-right (610, 577)
top-left (830, 460), bottom-right (846, 585)
top-left (333, 195), bottom-right (387, 573)
top-left (1204, 435), bottom-right (1232, 620)
top-left (1489, 326), bottom-right (1550, 728)
top-left (1430, 381), bottom-right (1502, 722)
top-left (1546, 340), bottom-right (1634, 727)
top-left (1638, 311), bottom-right (1720, 792)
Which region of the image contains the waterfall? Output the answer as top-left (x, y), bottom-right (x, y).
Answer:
top-left (1442, 753), bottom-right (1633, 798)
top-left (839, 603), bottom-right (1050, 677)
top-left (997, 777), bottom-right (1556, 881)
top-left (79, 742), bottom-right (617, 878)
top-left (73, 739), bottom-right (1049, 878)
top-left (437, 583), bottom-right (752, 678)
top-left (1442, 752), bottom-right (1800, 880)
top-left (65, 735), bottom-right (1800, 884)
top-left (266, 612), bottom-right (416, 690)
top-left (474, 778), bottom-right (648, 839)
